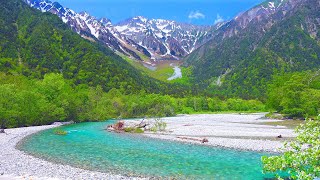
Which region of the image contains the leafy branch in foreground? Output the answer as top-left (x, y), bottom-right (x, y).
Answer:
top-left (262, 116), bottom-right (320, 180)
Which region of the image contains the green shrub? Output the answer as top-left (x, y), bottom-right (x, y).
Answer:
top-left (265, 112), bottom-right (283, 119)
top-left (151, 118), bottom-right (167, 132)
top-left (124, 127), bottom-right (144, 133)
top-left (53, 129), bottom-right (68, 135)
top-left (134, 128), bottom-right (144, 133)
top-left (262, 116), bottom-right (320, 180)
top-left (282, 108), bottom-right (305, 119)
top-left (124, 127), bottom-right (135, 132)
top-left (180, 107), bottom-right (194, 114)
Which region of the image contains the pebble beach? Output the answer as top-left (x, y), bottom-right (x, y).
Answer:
top-left (140, 113), bottom-right (296, 152)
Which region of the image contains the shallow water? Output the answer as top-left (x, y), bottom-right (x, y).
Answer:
top-left (19, 121), bottom-right (276, 179)
top-left (167, 66), bottom-right (182, 80)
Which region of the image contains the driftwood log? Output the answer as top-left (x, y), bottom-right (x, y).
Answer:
top-left (177, 136), bottom-right (209, 143)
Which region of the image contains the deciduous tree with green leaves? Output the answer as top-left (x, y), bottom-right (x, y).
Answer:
top-left (262, 116), bottom-right (320, 180)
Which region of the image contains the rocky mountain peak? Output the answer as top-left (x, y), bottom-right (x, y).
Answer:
top-left (100, 18), bottom-right (112, 27)
top-left (115, 17), bottom-right (212, 59)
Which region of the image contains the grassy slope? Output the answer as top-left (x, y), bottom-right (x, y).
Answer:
top-left (121, 55), bottom-right (183, 82)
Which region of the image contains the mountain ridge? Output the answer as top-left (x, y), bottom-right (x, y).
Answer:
top-left (115, 16), bottom-right (213, 60)
top-left (23, 0), bottom-right (213, 61)
top-left (183, 0), bottom-right (320, 98)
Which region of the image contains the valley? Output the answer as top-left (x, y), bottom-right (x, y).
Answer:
top-left (0, 0), bottom-right (319, 179)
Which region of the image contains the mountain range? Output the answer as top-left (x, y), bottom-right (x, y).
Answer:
top-left (24, 0), bottom-right (214, 61)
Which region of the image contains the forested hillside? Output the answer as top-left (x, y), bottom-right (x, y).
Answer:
top-left (0, 0), bottom-right (189, 95)
top-left (184, 0), bottom-right (320, 99)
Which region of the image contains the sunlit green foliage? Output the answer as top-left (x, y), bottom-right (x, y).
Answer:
top-left (124, 127), bottom-right (144, 134)
top-left (150, 118), bottom-right (167, 132)
top-left (262, 116), bottom-right (320, 180)
top-left (267, 71), bottom-right (320, 118)
top-left (0, 73), bottom-right (265, 128)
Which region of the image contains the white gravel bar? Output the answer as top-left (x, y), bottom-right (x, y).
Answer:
top-left (140, 113), bottom-right (296, 153)
top-left (0, 125), bottom-right (143, 180)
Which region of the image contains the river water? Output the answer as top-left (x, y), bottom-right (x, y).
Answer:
top-left (19, 121), bottom-right (276, 179)
top-left (168, 66), bottom-right (182, 80)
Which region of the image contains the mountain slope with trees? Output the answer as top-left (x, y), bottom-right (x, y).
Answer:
top-left (183, 0), bottom-right (320, 99)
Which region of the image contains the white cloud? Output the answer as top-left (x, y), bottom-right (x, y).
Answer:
top-left (188, 11), bottom-right (205, 19)
top-left (214, 14), bottom-right (224, 24)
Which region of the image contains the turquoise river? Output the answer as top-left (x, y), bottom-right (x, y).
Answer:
top-left (18, 121), bottom-right (277, 179)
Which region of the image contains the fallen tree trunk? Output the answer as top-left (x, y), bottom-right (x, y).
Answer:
top-left (176, 136), bottom-right (209, 143)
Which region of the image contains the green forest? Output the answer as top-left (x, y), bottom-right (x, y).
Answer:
top-left (0, 73), bottom-right (265, 128)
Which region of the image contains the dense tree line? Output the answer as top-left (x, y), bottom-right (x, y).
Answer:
top-left (267, 71), bottom-right (320, 118)
top-left (0, 73), bottom-right (265, 128)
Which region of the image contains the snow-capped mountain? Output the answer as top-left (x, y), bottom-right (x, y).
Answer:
top-left (115, 16), bottom-right (212, 60)
top-left (23, 0), bottom-right (213, 61)
top-left (24, 0), bottom-right (149, 60)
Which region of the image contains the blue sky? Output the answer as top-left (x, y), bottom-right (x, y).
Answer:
top-left (55, 0), bottom-right (265, 25)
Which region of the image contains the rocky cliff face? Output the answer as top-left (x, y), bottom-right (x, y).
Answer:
top-left (115, 16), bottom-right (212, 60)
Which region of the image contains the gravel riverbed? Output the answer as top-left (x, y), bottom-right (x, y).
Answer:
top-left (139, 113), bottom-right (296, 152)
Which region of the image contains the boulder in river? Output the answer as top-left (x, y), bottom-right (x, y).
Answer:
top-left (107, 120), bottom-right (150, 133)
